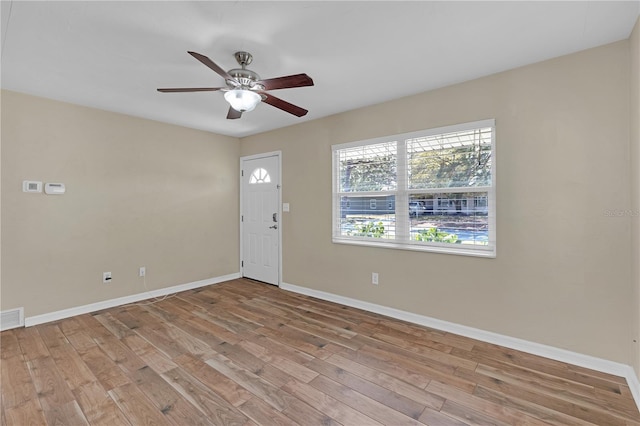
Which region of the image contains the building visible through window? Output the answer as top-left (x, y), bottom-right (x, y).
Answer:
top-left (332, 119), bottom-right (495, 257)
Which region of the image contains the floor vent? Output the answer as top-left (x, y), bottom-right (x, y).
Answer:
top-left (1, 308), bottom-right (25, 331)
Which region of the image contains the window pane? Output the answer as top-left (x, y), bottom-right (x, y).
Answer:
top-left (339, 195), bottom-right (395, 239)
top-left (409, 193), bottom-right (489, 245)
top-left (338, 142), bottom-right (397, 192)
top-left (249, 167), bottom-right (271, 184)
top-left (407, 127), bottom-right (492, 189)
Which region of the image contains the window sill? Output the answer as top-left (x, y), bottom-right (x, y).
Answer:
top-left (332, 237), bottom-right (496, 258)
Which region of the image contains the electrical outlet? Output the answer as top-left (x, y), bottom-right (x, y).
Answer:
top-left (372, 272), bottom-right (379, 285)
top-left (139, 267), bottom-right (146, 277)
top-left (103, 272), bottom-right (112, 284)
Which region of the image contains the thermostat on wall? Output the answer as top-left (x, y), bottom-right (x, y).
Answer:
top-left (22, 181), bottom-right (42, 193)
top-left (44, 183), bottom-right (66, 195)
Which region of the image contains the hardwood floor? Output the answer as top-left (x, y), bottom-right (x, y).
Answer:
top-left (1, 278), bottom-right (639, 425)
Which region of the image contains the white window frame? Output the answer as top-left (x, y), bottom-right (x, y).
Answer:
top-left (332, 119), bottom-right (496, 258)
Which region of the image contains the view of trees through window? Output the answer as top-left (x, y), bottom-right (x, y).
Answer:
top-left (334, 122), bottom-right (494, 255)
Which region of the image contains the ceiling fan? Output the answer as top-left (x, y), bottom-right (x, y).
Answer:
top-left (157, 51), bottom-right (314, 120)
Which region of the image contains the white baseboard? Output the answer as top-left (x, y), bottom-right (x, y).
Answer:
top-left (24, 272), bottom-right (240, 327)
top-left (280, 281), bottom-right (640, 411)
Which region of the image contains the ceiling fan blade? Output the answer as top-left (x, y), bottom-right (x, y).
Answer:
top-left (227, 107), bottom-right (242, 120)
top-left (188, 51), bottom-right (236, 82)
top-left (261, 93), bottom-right (308, 117)
top-left (157, 87), bottom-right (225, 93)
top-left (257, 73), bottom-right (314, 91)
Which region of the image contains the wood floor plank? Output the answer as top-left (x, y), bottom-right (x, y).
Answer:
top-left (167, 297), bottom-right (245, 344)
top-left (371, 318), bottom-right (476, 352)
top-left (42, 400), bottom-right (89, 426)
top-left (286, 318), bottom-right (362, 351)
top-left (213, 341), bottom-right (267, 373)
top-left (14, 327), bottom-right (49, 361)
top-left (72, 380), bottom-right (131, 426)
top-left (27, 356), bottom-right (76, 411)
top-left (282, 378), bottom-right (384, 425)
top-left (131, 364), bottom-right (215, 425)
top-left (356, 320), bottom-right (455, 354)
top-left (57, 316), bottom-right (88, 335)
top-left (255, 364), bottom-right (301, 389)
top-left (454, 366), bottom-right (628, 425)
top-left (472, 384), bottom-right (601, 426)
top-left (426, 379), bottom-right (550, 426)
top-left (242, 332), bottom-right (315, 365)
top-left (418, 407), bottom-right (472, 426)
top-left (92, 312), bottom-right (137, 340)
top-left (0, 331), bottom-right (21, 360)
top-left (238, 338), bottom-right (319, 384)
top-left (439, 398), bottom-right (512, 426)
top-left (309, 374), bottom-right (424, 425)
top-left (238, 396), bottom-right (298, 426)
top-left (174, 353), bottom-right (254, 407)
top-left (253, 296), bottom-right (359, 336)
top-left (324, 353), bottom-right (446, 410)
top-left (108, 382), bottom-right (172, 425)
top-left (467, 342), bottom-right (627, 392)
top-left (353, 333), bottom-right (460, 376)
top-left (120, 333), bottom-right (178, 374)
top-left (161, 366), bottom-right (253, 426)
top-left (64, 329), bottom-right (98, 353)
top-left (305, 357), bottom-right (426, 420)
top-left (142, 303), bottom-right (226, 347)
top-left (3, 399), bottom-right (47, 426)
top-left (178, 293), bottom-right (257, 335)
top-left (226, 302), bottom-right (294, 331)
top-left (203, 352), bottom-right (292, 412)
top-left (256, 324), bottom-right (335, 360)
top-left (475, 362), bottom-right (640, 421)
top-left (77, 346), bottom-right (131, 391)
top-left (278, 396), bottom-right (342, 426)
top-left (46, 342), bottom-right (97, 390)
top-left (0, 355), bottom-right (39, 409)
top-left (35, 324), bottom-right (69, 350)
top-left (368, 328), bottom-right (478, 371)
top-left (327, 343), bottom-right (433, 389)
top-left (127, 323), bottom-right (188, 359)
top-left (1, 278), bottom-right (638, 426)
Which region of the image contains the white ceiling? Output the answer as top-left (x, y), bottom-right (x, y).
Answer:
top-left (1, 1), bottom-right (638, 138)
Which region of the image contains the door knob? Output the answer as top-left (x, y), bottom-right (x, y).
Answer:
top-left (269, 225), bottom-right (278, 229)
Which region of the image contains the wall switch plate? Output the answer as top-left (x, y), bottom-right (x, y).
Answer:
top-left (283, 203), bottom-right (290, 212)
top-left (139, 267), bottom-right (146, 277)
top-left (372, 272), bottom-right (379, 285)
top-left (103, 272), bottom-right (112, 284)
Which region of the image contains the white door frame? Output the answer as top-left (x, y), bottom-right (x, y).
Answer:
top-left (240, 151), bottom-right (282, 286)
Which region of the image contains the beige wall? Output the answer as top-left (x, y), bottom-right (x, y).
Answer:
top-left (241, 40), bottom-right (633, 364)
top-left (1, 33), bottom-right (637, 369)
top-left (1, 90), bottom-right (240, 317)
top-left (631, 16), bottom-right (640, 376)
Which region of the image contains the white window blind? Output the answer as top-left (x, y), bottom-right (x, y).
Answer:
top-left (332, 119), bottom-right (496, 257)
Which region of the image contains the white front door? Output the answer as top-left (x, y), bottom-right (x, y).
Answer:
top-left (241, 154), bottom-right (280, 285)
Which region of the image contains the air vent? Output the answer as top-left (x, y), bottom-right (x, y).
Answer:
top-left (1, 308), bottom-right (24, 331)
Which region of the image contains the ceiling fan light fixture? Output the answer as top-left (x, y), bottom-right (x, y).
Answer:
top-left (224, 89), bottom-right (261, 112)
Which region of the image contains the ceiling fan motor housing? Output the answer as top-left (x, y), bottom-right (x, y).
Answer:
top-left (226, 68), bottom-right (263, 90)
top-left (226, 51), bottom-right (264, 90)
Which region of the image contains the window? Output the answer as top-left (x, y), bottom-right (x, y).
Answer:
top-left (332, 119), bottom-right (495, 257)
top-left (249, 168), bottom-right (271, 184)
